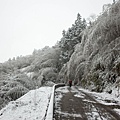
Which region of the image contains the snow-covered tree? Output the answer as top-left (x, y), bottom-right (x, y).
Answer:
top-left (64, 1), bottom-right (120, 93)
top-left (58, 13), bottom-right (87, 68)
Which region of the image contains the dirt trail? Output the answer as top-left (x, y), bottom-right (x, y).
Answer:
top-left (54, 86), bottom-right (120, 120)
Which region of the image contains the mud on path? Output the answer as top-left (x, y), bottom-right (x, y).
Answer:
top-left (53, 86), bottom-right (120, 120)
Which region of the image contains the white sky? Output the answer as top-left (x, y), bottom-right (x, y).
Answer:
top-left (0, 0), bottom-right (113, 63)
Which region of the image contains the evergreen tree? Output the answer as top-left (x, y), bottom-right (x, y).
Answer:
top-left (62, 30), bottom-right (66, 37)
top-left (58, 13), bottom-right (87, 68)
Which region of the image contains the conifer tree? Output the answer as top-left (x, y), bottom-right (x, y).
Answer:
top-left (58, 13), bottom-right (87, 69)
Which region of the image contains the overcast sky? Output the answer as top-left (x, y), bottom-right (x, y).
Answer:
top-left (0, 0), bottom-right (113, 63)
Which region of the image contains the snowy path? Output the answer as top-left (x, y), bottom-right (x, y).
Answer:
top-left (0, 87), bottom-right (52, 120)
top-left (54, 86), bottom-right (120, 120)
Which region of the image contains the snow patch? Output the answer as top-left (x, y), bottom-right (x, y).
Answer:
top-left (74, 93), bottom-right (85, 98)
top-left (0, 87), bottom-right (52, 120)
top-left (56, 86), bottom-right (69, 93)
top-left (78, 87), bottom-right (120, 115)
top-left (79, 88), bottom-right (120, 105)
top-left (86, 107), bottom-right (108, 120)
top-left (83, 99), bottom-right (96, 104)
top-left (114, 108), bottom-right (120, 115)
top-left (56, 110), bottom-right (82, 118)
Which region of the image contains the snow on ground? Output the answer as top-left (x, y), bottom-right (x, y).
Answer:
top-left (55, 86), bottom-right (69, 93)
top-left (56, 86), bottom-right (120, 118)
top-left (55, 86), bottom-right (69, 113)
top-left (55, 86), bottom-right (78, 105)
top-left (114, 108), bottom-right (120, 115)
top-left (55, 86), bottom-right (83, 119)
top-left (1, 85), bottom-right (118, 120)
top-left (78, 87), bottom-right (120, 115)
top-left (0, 87), bottom-right (52, 120)
top-left (55, 110), bottom-right (82, 118)
top-left (74, 91), bottom-right (85, 99)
